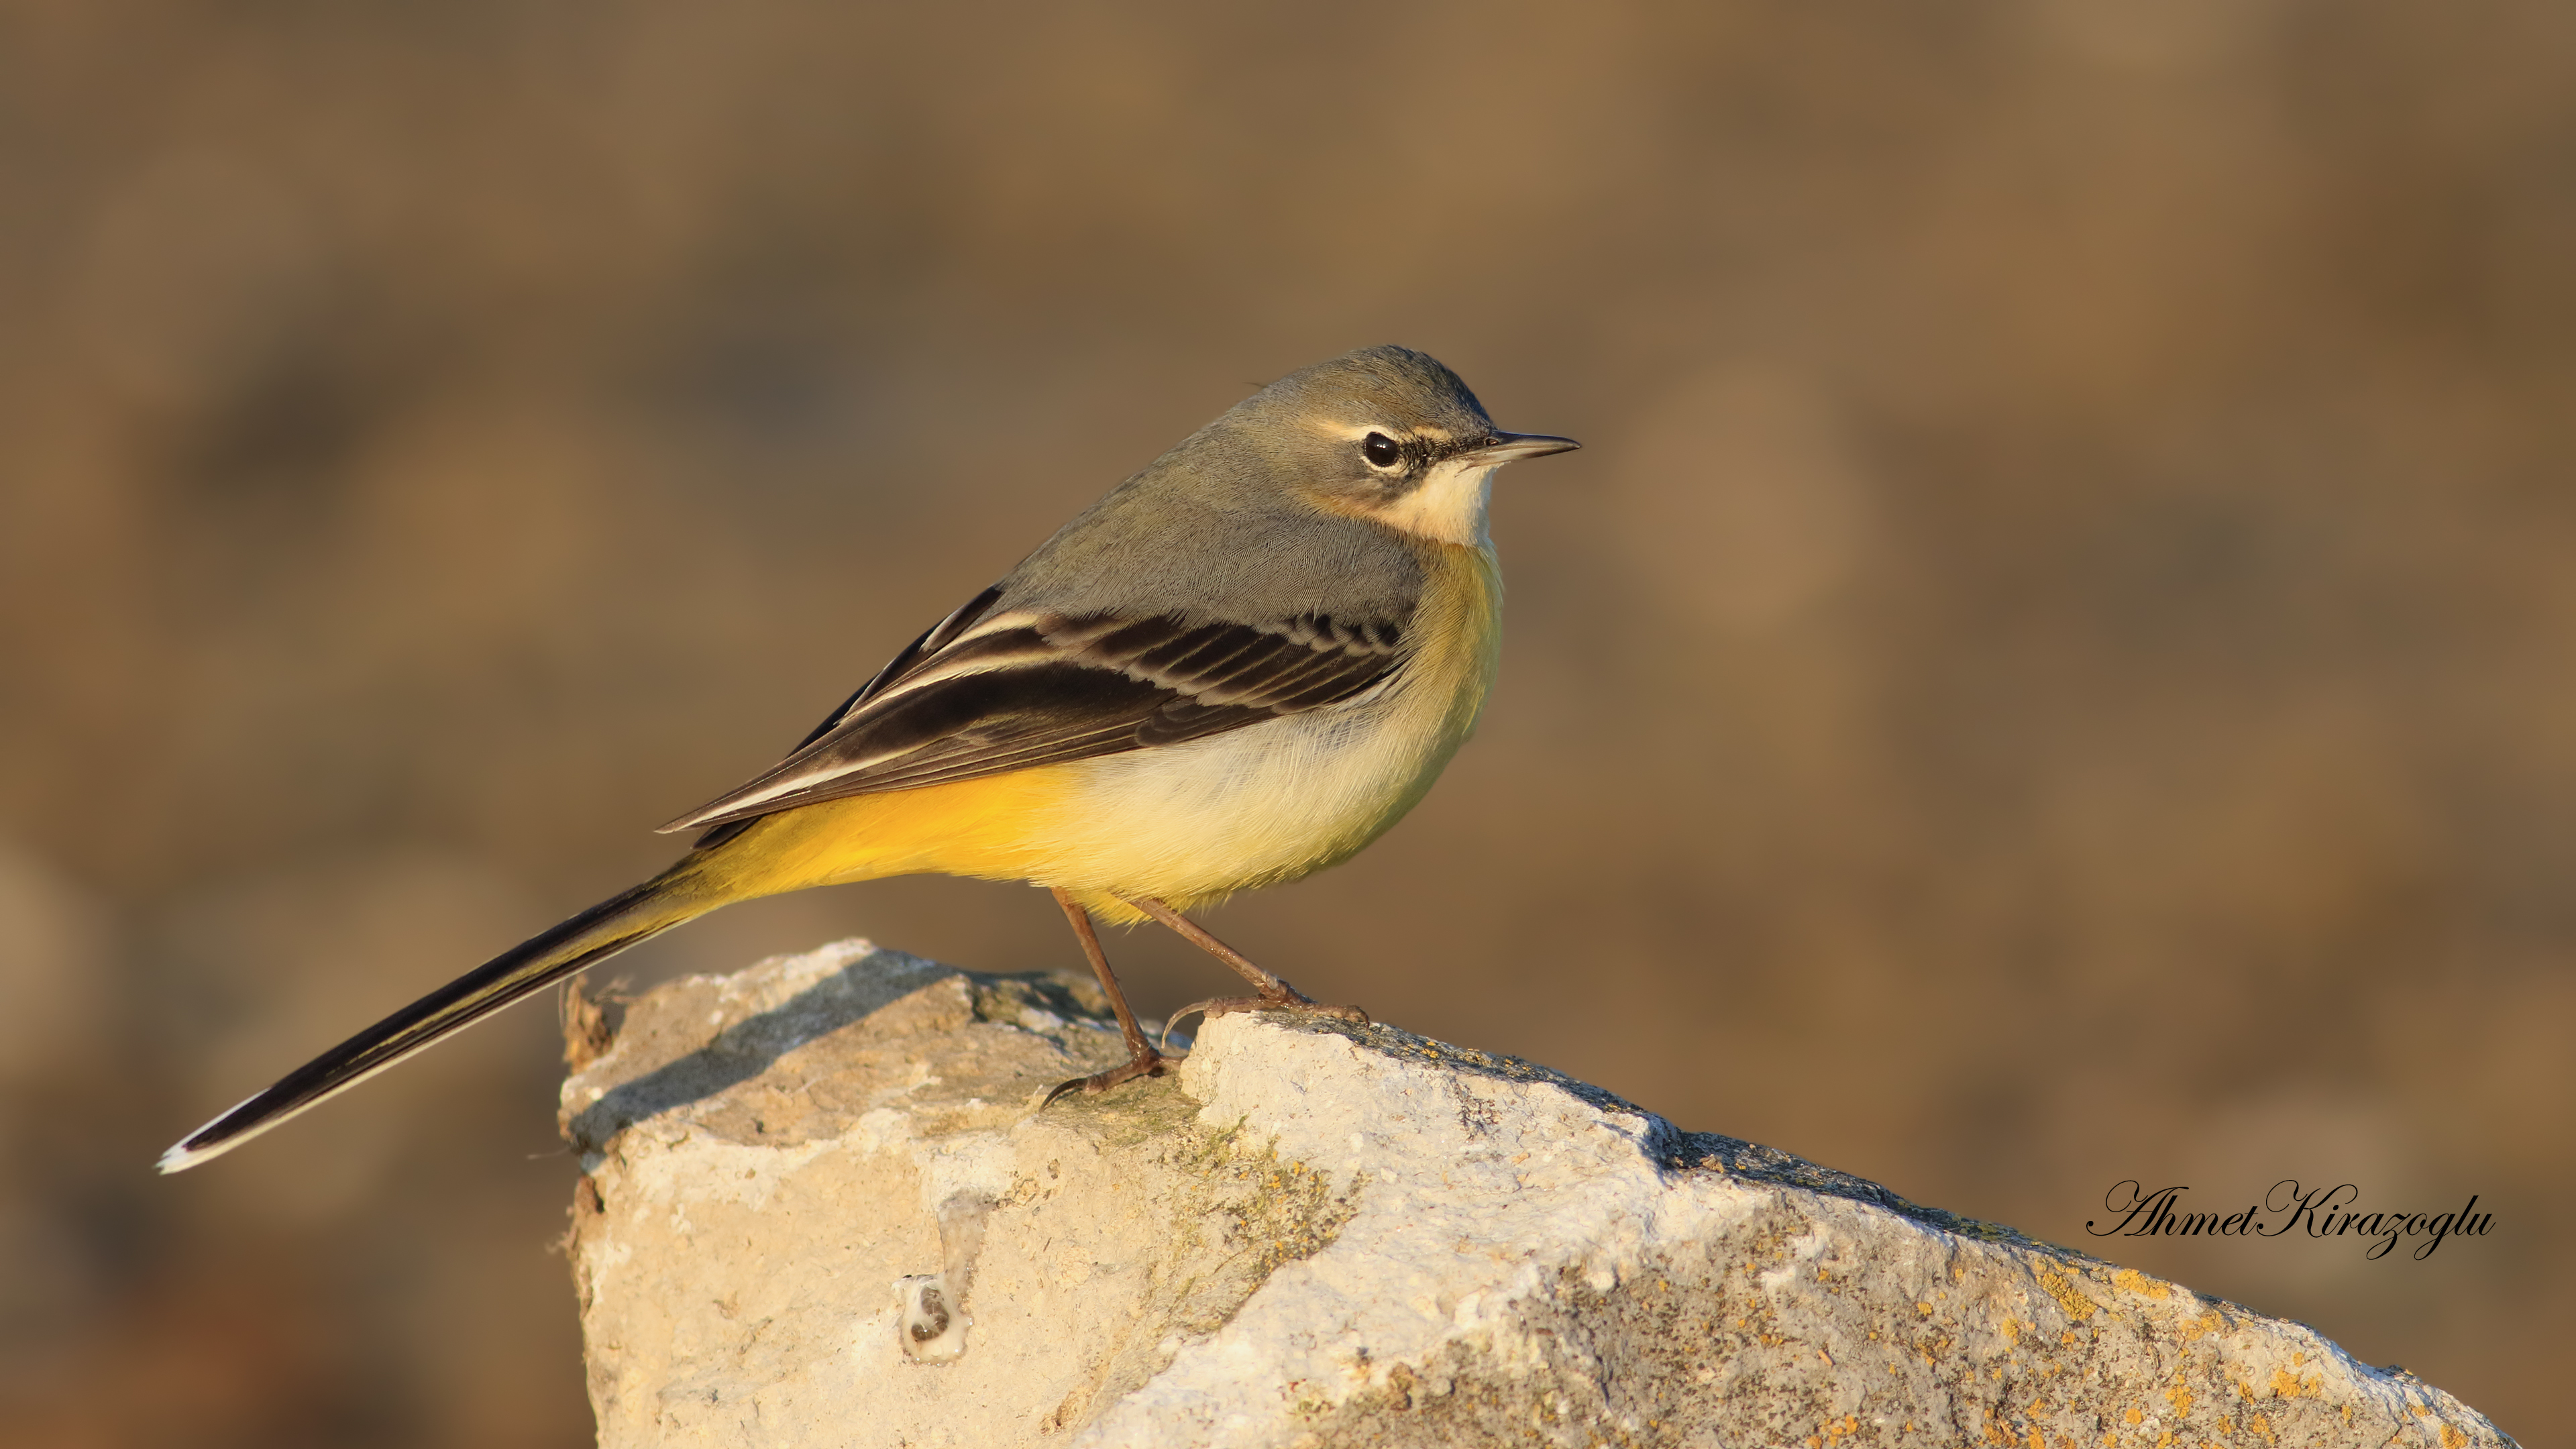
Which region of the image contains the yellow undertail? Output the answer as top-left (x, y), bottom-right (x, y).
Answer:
top-left (674, 763), bottom-right (1169, 923)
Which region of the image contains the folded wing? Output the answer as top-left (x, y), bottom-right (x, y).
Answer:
top-left (659, 591), bottom-right (1408, 833)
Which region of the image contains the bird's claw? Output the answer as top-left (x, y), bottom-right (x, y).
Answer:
top-left (1040, 1046), bottom-right (1173, 1107)
top-left (1160, 995), bottom-right (1370, 1052)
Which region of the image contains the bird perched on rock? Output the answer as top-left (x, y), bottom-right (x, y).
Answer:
top-left (160, 344), bottom-right (1578, 1171)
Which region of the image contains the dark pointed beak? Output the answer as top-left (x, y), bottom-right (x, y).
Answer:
top-left (1456, 432), bottom-right (1582, 466)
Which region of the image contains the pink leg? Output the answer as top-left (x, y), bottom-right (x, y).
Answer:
top-left (1124, 895), bottom-right (1369, 1050)
top-left (1040, 889), bottom-right (1174, 1106)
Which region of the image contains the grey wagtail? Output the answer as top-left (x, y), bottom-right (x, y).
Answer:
top-left (158, 345), bottom-right (1577, 1172)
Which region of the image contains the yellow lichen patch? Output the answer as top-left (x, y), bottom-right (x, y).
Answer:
top-left (2002, 1318), bottom-right (2022, 1346)
top-left (2125, 1406), bottom-right (2144, 1426)
top-left (2178, 1308), bottom-right (2225, 1344)
top-left (2110, 1267), bottom-right (2170, 1300)
top-left (2165, 1378), bottom-right (2194, 1418)
top-left (2441, 1426), bottom-right (2469, 1449)
top-left (2036, 1262), bottom-right (2099, 1321)
top-left (2268, 1366), bottom-right (2322, 1399)
top-left (2245, 1412), bottom-right (2273, 1442)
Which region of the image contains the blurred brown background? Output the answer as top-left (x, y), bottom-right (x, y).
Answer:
top-left (2, 1), bottom-right (2569, 1442)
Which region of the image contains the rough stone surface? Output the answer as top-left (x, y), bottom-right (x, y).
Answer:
top-left (562, 941), bottom-right (2515, 1448)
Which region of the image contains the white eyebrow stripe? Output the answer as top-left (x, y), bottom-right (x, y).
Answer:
top-left (1316, 420), bottom-right (1462, 441)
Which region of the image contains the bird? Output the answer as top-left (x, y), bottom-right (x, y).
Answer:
top-left (157, 344), bottom-right (1578, 1173)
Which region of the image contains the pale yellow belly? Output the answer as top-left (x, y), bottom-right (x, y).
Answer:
top-left (1012, 664), bottom-right (1479, 912)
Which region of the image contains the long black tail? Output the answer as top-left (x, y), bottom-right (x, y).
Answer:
top-left (157, 871), bottom-right (712, 1173)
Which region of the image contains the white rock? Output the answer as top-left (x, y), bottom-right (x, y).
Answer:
top-left (562, 939), bottom-right (2512, 1448)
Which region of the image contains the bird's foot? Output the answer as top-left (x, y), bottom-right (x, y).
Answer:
top-left (1040, 1045), bottom-right (1175, 1108)
top-left (1161, 993), bottom-right (1369, 1051)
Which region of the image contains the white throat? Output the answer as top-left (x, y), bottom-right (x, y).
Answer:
top-left (1373, 458), bottom-right (1499, 547)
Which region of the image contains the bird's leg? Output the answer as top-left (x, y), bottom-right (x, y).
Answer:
top-left (1124, 895), bottom-right (1369, 1050)
top-left (1042, 889), bottom-right (1173, 1106)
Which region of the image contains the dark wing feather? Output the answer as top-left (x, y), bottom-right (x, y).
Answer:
top-left (658, 599), bottom-right (1405, 832)
top-left (777, 584), bottom-right (1008, 756)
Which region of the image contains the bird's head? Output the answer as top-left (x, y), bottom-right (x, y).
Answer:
top-left (1226, 345), bottom-right (1578, 547)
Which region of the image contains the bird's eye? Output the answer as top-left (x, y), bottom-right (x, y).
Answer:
top-left (1362, 432), bottom-right (1402, 468)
